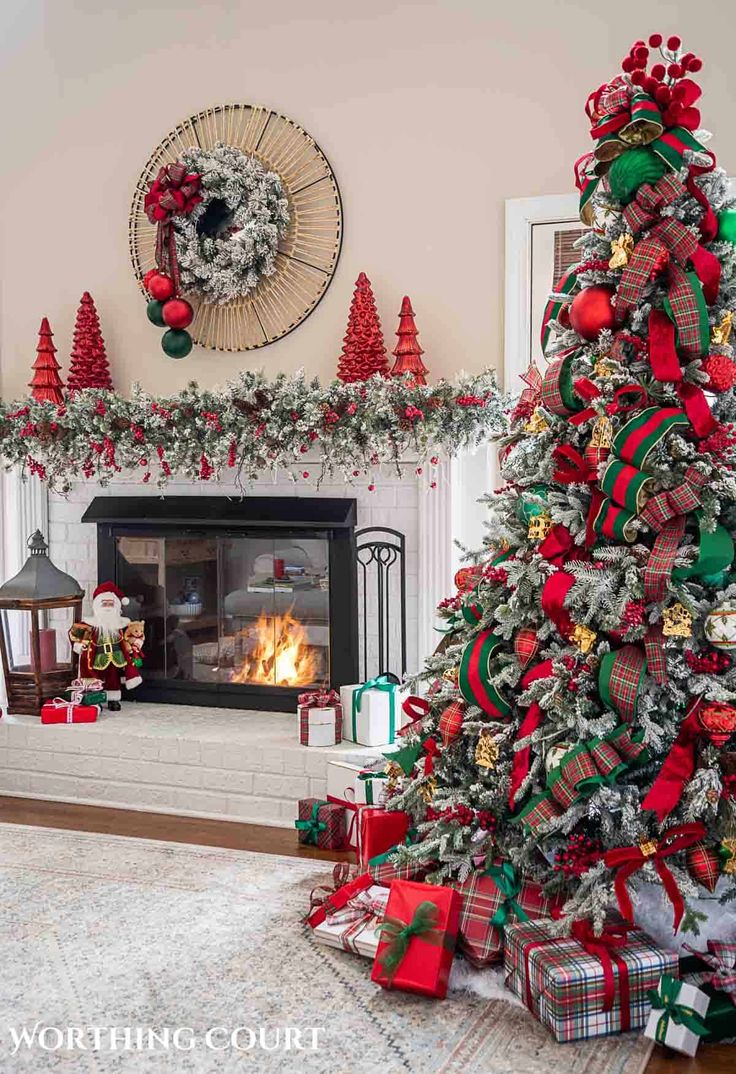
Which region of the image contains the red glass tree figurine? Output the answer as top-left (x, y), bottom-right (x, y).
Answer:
top-left (28, 318), bottom-right (64, 405)
top-left (390, 296), bottom-right (429, 386)
top-left (67, 292), bottom-right (113, 394)
top-left (336, 272), bottom-right (388, 382)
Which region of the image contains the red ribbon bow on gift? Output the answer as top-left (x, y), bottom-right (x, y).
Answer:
top-left (143, 162), bottom-right (202, 295)
top-left (298, 689), bottom-right (340, 708)
top-left (570, 919), bottom-right (633, 1016)
top-left (684, 940), bottom-right (736, 1003)
top-left (603, 822), bottom-right (706, 932)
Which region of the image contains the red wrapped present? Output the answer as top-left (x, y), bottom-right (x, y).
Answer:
top-left (371, 878), bottom-right (461, 998)
top-left (358, 807), bottom-right (410, 869)
top-left (41, 697), bottom-right (99, 724)
top-left (454, 861), bottom-right (558, 968)
top-left (295, 798), bottom-right (346, 850)
top-left (504, 918), bottom-right (678, 1042)
top-left (306, 865), bottom-right (373, 927)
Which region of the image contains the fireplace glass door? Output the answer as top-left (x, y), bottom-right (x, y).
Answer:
top-left (115, 534), bottom-right (330, 690)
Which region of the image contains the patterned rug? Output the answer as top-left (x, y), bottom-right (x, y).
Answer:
top-left (0, 823), bottom-right (653, 1073)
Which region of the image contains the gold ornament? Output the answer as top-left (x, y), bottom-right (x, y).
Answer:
top-left (712, 310), bottom-right (734, 347)
top-left (662, 602), bottom-right (693, 638)
top-left (590, 415), bottom-right (614, 449)
top-left (571, 623), bottom-right (597, 653)
top-left (593, 358), bottom-right (615, 377)
top-left (722, 836), bottom-right (736, 875)
top-left (443, 665), bottom-right (460, 686)
top-left (524, 408), bottom-right (550, 434)
top-left (609, 233), bottom-right (635, 269)
top-left (528, 513), bottom-right (553, 541)
top-left (384, 761), bottom-right (403, 792)
top-left (639, 839), bottom-right (658, 858)
top-left (475, 732), bottom-right (499, 769)
top-left (419, 776), bottom-right (437, 804)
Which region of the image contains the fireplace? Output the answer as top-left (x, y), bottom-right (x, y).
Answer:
top-left (82, 497), bottom-right (358, 712)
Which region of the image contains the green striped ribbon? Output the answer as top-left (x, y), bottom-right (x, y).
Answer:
top-left (600, 458), bottom-right (654, 514)
top-left (459, 630), bottom-right (511, 720)
top-left (612, 407), bottom-right (689, 470)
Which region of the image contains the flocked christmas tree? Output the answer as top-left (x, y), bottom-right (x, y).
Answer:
top-left (28, 318), bottom-right (64, 405)
top-left (336, 272), bottom-right (389, 382)
top-left (390, 296), bottom-right (429, 386)
top-left (67, 292), bottom-right (113, 394)
top-left (386, 34), bottom-right (736, 933)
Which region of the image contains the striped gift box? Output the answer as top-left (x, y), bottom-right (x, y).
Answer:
top-left (504, 920), bottom-right (677, 1042)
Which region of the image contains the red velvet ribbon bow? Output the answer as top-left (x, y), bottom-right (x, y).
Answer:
top-left (422, 737), bottom-right (440, 775)
top-left (508, 658), bottom-right (555, 810)
top-left (144, 162), bottom-right (202, 294)
top-left (647, 309), bottom-right (716, 437)
top-left (603, 822), bottom-right (707, 932)
top-left (641, 699), bottom-right (702, 822)
top-left (552, 444), bottom-right (596, 485)
top-left (398, 695), bottom-right (430, 735)
top-left (570, 919), bottom-right (633, 1018)
top-left (569, 380), bottom-right (648, 427)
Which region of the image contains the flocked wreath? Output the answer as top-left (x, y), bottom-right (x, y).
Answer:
top-left (141, 143), bottom-right (290, 357)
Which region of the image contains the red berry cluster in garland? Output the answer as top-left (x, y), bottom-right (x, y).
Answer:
top-left (483, 565), bottom-right (509, 585)
top-left (703, 354), bottom-right (736, 393)
top-left (697, 422), bottom-right (736, 462)
top-left (621, 600), bottom-right (647, 628)
top-left (685, 649), bottom-right (731, 674)
top-left (553, 833), bottom-right (603, 878)
top-left (425, 804), bottom-right (496, 831)
top-left (620, 35), bottom-right (703, 130)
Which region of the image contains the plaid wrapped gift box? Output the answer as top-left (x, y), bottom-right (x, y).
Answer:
top-left (295, 798), bottom-right (346, 849)
top-left (504, 919), bottom-right (678, 1042)
top-left (453, 863), bottom-right (557, 968)
top-left (297, 690), bottom-right (342, 747)
top-left (311, 883), bottom-right (389, 959)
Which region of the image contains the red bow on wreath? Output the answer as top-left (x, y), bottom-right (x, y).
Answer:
top-left (603, 821), bottom-right (706, 932)
top-left (144, 162), bottom-right (202, 294)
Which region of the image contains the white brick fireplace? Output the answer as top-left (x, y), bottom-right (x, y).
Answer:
top-left (0, 449), bottom-right (492, 825)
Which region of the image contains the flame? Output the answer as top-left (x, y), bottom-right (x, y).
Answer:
top-left (231, 607), bottom-right (319, 687)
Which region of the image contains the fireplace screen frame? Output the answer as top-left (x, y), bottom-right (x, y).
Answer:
top-left (83, 496), bottom-right (359, 712)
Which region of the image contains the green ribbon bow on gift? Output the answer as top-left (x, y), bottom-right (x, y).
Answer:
top-left (352, 675), bottom-right (398, 742)
top-left (648, 975), bottom-right (710, 1044)
top-left (294, 801), bottom-right (327, 846)
top-left (356, 769), bottom-right (388, 805)
top-left (484, 862), bottom-right (530, 930)
top-left (376, 900), bottom-right (444, 982)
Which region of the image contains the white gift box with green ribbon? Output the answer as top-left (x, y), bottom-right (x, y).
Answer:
top-left (326, 759), bottom-right (389, 807)
top-left (339, 677), bottom-right (409, 746)
top-left (644, 974), bottom-right (711, 1057)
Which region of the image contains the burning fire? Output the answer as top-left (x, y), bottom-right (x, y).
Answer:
top-left (232, 608), bottom-right (318, 687)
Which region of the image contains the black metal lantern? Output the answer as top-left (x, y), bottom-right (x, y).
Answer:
top-left (0, 532), bottom-right (83, 715)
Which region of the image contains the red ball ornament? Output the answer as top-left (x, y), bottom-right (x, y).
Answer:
top-left (648, 33), bottom-right (663, 48)
top-left (569, 286), bottom-right (616, 341)
top-left (704, 353), bottom-right (736, 393)
top-left (148, 273), bottom-right (175, 302)
top-left (143, 269), bottom-right (159, 290)
top-left (439, 701), bottom-right (466, 746)
top-left (162, 298), bottom-right (194, 330)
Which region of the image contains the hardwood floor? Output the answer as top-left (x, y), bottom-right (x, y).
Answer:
top-left (0, 795), bottom-right (731, 1072)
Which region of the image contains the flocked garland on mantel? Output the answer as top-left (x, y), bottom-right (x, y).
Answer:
top-left (0, 370), bottom-right (504, 493)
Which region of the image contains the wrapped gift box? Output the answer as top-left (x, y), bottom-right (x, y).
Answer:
top-left (41, 698), bottom-right (99, 724)
top-left (453, 862), bottom-right (558, 968)
top-left (645, 975), bottom-right (710, 1056)
top-left (681, 944), bottom-right (736, 1042)
top-left (295, 798), bottom-right (346, 849)
top-left (358, 807), bottom-right (411, 870)
top-left (297, 690), bottom-right (342, 747)
top-left (340, 678), bottom-right (409, 746)
top-left (368, 852), bottom-right (432, 888)
top-left (327, 760), bottom-right (389, 807)
top-left (61, 687), bottom-right (107, 706)
top-left (504, 919), bottom-right (678, 1042)
top-left (312, 883), bottom-right (389, 958)
top-left (371, 878), bottom-right (461, 999)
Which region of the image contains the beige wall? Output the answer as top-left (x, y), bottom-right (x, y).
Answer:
top-left (2, 0), bottom-right (734, 399)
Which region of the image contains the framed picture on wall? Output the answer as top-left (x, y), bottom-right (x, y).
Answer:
top-left (504, 194), bottom-right (585, 393)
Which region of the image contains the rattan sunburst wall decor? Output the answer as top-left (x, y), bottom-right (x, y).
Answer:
top-left (129, 104), bottom-right (343, 353)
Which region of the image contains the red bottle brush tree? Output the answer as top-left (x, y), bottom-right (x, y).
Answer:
top-left (336, 272), bottom-right (389, 382)
top-left (67, 292), bottom-right (113, 394)
top-left (28, 318), bottom-right (64, 405)
top-left (390, 296), bottom-right (429, 386)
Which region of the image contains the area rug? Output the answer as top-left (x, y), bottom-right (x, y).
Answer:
top-left (0, 823), bottom-right (653, 1073)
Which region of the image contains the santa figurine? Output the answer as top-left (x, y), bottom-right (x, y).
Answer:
top-left (69, 582), bottom-right (144, 711)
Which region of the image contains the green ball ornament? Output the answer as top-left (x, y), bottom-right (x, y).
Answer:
top-left (608, 147), bottom-right (667, 204)
top-left (517, 485), bottom-right (548, 523)
top-left (717, 210), bottom-right (736, 245)
top-left (161, 329), bottom-right (193, 359)
top-left (146, 300), bottom-right (167, 328)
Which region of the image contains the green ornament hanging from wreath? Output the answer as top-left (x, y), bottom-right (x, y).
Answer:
top-left (142, 144), bottom-right (290, 358)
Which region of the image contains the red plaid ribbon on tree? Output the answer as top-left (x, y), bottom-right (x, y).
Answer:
top-left (598, 645), bottom-right (646, 721)
top-left (540, 351), bottom-right (580, 417)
